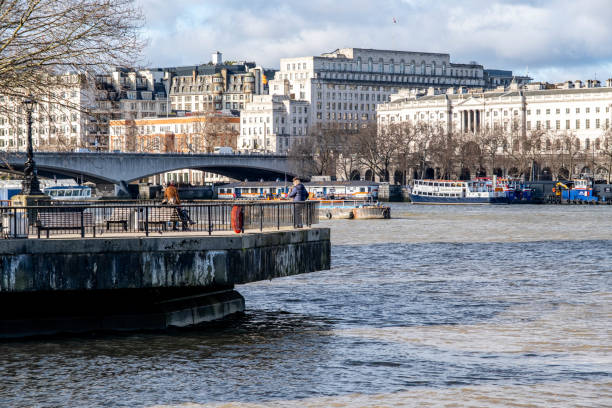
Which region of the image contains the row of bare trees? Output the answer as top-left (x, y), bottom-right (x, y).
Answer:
top-left (290, 121), bottom-right (612, 183)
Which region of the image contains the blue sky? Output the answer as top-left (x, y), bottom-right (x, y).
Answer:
top-left (136, 0), bottom-right (612, 83)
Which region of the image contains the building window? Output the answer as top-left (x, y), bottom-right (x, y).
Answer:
top-left (576, 119), bottom-right (580, 129)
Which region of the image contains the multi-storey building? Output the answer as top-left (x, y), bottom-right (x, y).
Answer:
top-left (93, 67), bottom-right (169, 149)
top-left (166, 52), bottom-right (272, 113)
top-left (377, 80), bottom-right (612, 179)
top-left (484, 69), bottom-right (531, 89)
top-left (378, 80), bottom-right (612, 142)
top-left (0, 73), bottom-right (95, 151)
top-left (109, 112), bottom-right (239, 184)
top-left (0, 68), bottom-right (170, 153)
top-left (238, 79), bottom-right (310, 153)
top-left (275, 48), bottom-right (487, 130)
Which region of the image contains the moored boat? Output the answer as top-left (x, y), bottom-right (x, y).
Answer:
top-left (410, 179), bottom-right (507, 204)
top-left (352, 202), bottom-right (391, 219)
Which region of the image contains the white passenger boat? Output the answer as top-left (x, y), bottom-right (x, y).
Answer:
top-left (217, 180), bottom-right (379, 201)
top-left (410, 179), bottom-right (507, 204)
top-left (43, 185), bottom-right (93, 200)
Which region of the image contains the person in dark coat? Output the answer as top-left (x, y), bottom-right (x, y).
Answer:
top-left (288, 177), bottom-right (308, 201)
top-left (287, 177), bottom-right (308, 227)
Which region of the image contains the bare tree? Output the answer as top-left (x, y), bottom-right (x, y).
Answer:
top-left (0, 0), bottom-right (143, 104)
top-left (335, 130), bottom-right (361, 180)
top-left (390, 121), bottom-right (419, 183)
top-left (289, 123), bottom-right (346, 177)
top-left (190, 112), bottom-right (238, 153)
top-left (475, 126), bottom-right (505, 176)
top-left (549, 131), bottom-right (582, 179)
top-left (598, 128), bottom-right (612, 183)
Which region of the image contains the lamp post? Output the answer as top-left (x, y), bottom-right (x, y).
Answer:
top-left (20, 97), bottom-right (43, 195)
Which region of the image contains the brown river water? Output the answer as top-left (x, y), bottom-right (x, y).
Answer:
top-left (1, 203), bottom-right (611, 407)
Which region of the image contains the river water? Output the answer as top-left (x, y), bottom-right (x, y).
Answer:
top-left (1, 203), bottom-right (611, 407)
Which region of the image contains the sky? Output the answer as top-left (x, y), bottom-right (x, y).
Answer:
top-left (136, 0), bottom-right (612, 83)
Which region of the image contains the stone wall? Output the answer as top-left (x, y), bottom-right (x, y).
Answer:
top-left (0, 229), bottom-right (330, 292)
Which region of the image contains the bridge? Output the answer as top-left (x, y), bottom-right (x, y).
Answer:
top-left (2, 151), bottom-right (297, 188)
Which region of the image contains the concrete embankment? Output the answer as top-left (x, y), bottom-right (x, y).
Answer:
top-left (0, 228), bottom-right (330, 338)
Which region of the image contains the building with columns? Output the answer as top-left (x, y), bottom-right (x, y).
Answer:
top-left (377, 80), bottom-right (612, 180)
top-left (379, 80), bottom-right (612, 142)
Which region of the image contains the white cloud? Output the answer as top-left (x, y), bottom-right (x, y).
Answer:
top-left (135, 0), bottom-right (612, 82)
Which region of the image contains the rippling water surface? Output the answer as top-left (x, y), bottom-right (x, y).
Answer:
top-left (1, 204), bottom-right (611, 407)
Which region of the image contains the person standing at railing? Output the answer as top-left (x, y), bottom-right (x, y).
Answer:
top-left (288, 177), bottom-right (308, 228)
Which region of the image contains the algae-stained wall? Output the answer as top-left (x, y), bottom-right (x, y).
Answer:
top-left (0, 229), bottom-right (330, 292)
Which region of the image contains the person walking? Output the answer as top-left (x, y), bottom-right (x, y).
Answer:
top-left (288, 177), bottom-right (308, 227)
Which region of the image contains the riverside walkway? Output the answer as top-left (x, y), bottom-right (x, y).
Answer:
top-left (0, 201), bottom-right (330, 338)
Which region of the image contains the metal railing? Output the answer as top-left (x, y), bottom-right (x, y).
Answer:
top-left (0, 201), bottom-right (318, 239)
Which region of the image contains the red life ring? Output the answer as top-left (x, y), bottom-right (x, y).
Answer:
top-left (231, 205), bottom-right (244, 233)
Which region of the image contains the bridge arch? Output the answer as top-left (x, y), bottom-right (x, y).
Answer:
top-left (2, 152), bottom-right (296, 186)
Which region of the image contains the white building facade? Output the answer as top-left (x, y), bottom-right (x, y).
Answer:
top-left (378, 80), bottom-right (612, 149)
top-left (275, 48), bottom-right (486, 130)
top-left (239, 79), bottom-right (310, 153)
top-left (0, 73), bottom-right (96, 151)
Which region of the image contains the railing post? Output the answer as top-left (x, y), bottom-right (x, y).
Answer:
top-left (12, 206), bottom-right (16, 239)
top-left (80, 210), bottom-right (85, 238)
top-left (277, 204), bottom-right (280, 230)
top-left (260, 204), bottom-right (263, 231)
top-left (208, 205), bottom-right (212, 235)
top-left (145, 206), bottom-right (149, 237)
top-left (240, 206), bottom-right (244, 234)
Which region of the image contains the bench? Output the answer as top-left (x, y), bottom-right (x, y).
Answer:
top-left (105, 207), bottom-right (131, 231)
top-left (36, 211), bottom-right (94, 238)
top-left (145, 206), bottom-right (182, 231)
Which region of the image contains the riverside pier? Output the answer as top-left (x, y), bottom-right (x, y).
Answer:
top-left (0, 201), bottom-right (330, 338)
